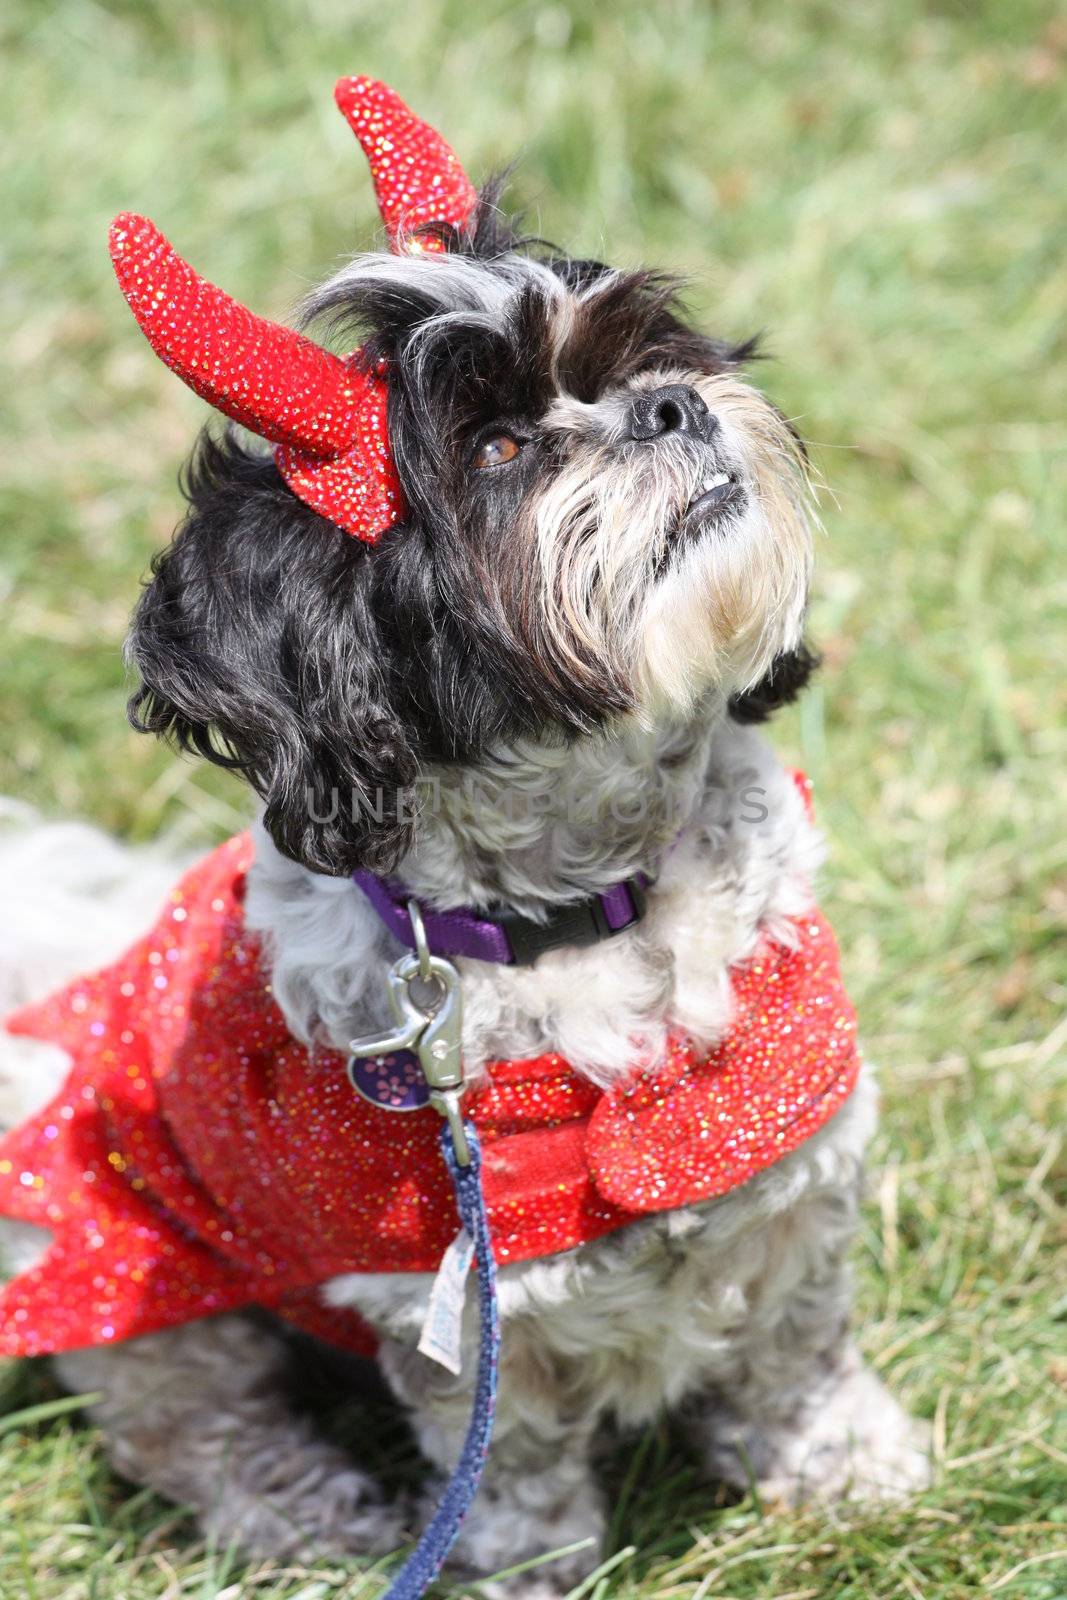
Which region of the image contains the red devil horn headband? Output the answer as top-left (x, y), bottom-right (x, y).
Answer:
top-left (109, 77), bottom-right (477, 543)
top-left (335, 76), bottom-right (477, 252)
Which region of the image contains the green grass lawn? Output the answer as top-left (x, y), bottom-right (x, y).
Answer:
top-left (2, 0), bottom-right (1066, 1594)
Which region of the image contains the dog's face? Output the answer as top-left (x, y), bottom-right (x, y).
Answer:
top-left (128, 199), bottom-right (815, 875)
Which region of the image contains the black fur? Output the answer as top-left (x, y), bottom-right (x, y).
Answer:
top-left (728, 643), bottom-right (821, 723)
top-left (128, 438), bottom-right (420, 874)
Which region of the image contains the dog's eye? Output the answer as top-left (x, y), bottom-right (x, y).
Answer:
top-left (472, 433), bottom-right (522, 469)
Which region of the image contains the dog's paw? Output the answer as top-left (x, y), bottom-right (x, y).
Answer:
top-left (757, 1386), bottom-right (932, 1508)
top-left (702, 1359), bottom-right (932, 1508)
top-left (433, 1470), bottom-right (604, 1597)
top-left (201, 1458), bottom-right (403, 1561)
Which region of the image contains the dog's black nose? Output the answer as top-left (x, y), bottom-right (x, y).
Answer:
top-left (624, 384), bottom-right (718, 443)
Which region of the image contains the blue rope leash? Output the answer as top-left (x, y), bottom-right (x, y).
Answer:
top-left (380, 1121), bottom-right (501, 1600)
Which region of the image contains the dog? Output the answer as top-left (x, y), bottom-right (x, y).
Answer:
top-left (0, 76), bottom-right (929, 1588)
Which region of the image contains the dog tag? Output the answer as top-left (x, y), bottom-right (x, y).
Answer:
top-left (418, 1226), bottom-right (475, 1375)
top-left (346, 938), bottom-right (470, 1161)
top-left (349, 1049), bottom-right (431, 1111)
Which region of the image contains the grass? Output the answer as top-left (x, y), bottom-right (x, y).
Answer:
top-left (1, 0), bottom-right (1066, 1593)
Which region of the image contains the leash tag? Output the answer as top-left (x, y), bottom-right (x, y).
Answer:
top-left (418, 1226), bottom-right (475, 1375)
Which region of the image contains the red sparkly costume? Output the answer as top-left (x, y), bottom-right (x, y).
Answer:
top-left (0, 802), bottom-right (859, 1360)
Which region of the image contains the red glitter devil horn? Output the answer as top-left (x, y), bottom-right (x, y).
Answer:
top-left (108, 213), bottom-right (367, 455)
top-left (335, 76), bottom-right (477, 252)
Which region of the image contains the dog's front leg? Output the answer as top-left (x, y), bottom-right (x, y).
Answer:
top-left (379, 1328), bottom-right (605, 1595)
top-left (694, 1337), bottom-right (932, 1508)
top-left (56, 1314), bottom-right (402, 1560)
top-left (683, 1183), bottom-right (931, 1506)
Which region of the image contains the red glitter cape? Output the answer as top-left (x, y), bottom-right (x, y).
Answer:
top-left (0, 807), bottom-right (859, 1360)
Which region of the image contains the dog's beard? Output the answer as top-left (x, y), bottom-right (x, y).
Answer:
top-left (524, 371), bottom-right (814, 720)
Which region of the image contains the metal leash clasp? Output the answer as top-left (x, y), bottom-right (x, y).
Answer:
top-left (346, 900), bottom-right (470, 1165)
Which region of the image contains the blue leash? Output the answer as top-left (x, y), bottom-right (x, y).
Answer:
top-left (380, 1121), bottom-right (501, 1600)
top-left (345, 921), bottom-right (502, 1598)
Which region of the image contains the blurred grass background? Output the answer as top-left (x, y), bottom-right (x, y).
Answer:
top-left (1, 0), bottom-right (1066, 1595)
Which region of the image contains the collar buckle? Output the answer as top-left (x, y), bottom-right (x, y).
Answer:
top-left (499, 876), bottom-right (649, 966)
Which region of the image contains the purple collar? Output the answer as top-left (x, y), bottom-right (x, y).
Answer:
top-left (352, 868), bottom-right (650, 966)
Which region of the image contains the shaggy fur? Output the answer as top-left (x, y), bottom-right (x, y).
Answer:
top-left (1, 182), bottom-right (929, 1587)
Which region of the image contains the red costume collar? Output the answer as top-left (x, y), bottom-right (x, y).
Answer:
top-left (0, 788), bottom-right (858, 1360)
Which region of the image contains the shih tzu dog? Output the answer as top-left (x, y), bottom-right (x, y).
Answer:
top-left (0, 77), bottom-right (929, 1589)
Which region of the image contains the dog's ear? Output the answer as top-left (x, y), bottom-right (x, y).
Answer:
top-left (728, 643), bottom-right (820, 724)
top-left (127, 432), bottom-right (418, 876)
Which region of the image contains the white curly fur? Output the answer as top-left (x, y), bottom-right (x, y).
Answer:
top-left (246, 718), bottom-right (818, 1084)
